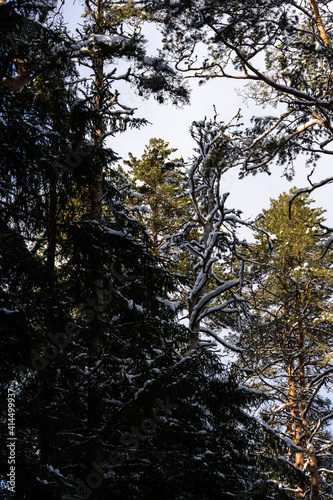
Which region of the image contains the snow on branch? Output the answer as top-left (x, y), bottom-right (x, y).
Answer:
top-left (197, 298), bottom-right (238, 323)
top-left (199, 326), bottom-right (244, 353)
top-left (288, 177), bottom-right (333, 212)
top-left (193, 279), bottom-right (239, 314)
top-left (166, 114), bottom-right (253, 355)
top-left (260, 421), bottom-right (304, 452)
top-left (287, 176), bottom-right (333, 258)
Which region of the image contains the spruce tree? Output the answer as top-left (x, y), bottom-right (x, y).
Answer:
top-left (0, 1), bottom-right (84, 495)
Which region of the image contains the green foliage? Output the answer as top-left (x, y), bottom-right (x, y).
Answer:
top-left (0, 5), bottom-right (280, 500)
top-left (252, 188), bottom-right (333, 319)
top-left (124, 138), bottom-right (190, 247)
top-left (239, 188), bottom-right (333, 498)
top-left (154, 0), bottom-right (333, 184)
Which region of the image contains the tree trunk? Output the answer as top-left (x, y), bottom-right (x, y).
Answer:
top-left (186, 207), bottom-right (215, 356)
top-left (288, 360), bottom-right (306, 498)
top-left (308, 444), bottom-right (320, 500)
top-left (296, 294), bottom-right (320, 500)
top-left (308, 0), bottom-right (331, 47)
top-left (87, 0), bottom-right (105, 483)
top-left (46, 175), bottom-right (57, 281)
top-left (186, 295), bottom-right (199, 356)
top-left (282, 262), bottom-right (306, 497)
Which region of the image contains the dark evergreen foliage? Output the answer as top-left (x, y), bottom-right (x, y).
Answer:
top-left (0, 1), bottom-right (312, 500)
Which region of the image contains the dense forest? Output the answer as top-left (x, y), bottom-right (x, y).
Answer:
top-left (1, 1), bottom-right (333, 499)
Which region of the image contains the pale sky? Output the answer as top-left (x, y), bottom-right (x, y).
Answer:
top-left (62, 0), bottom-right (333, 230)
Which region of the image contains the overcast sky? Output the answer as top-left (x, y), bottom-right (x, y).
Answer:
top-left (62, 0), bottom-right (333, 232)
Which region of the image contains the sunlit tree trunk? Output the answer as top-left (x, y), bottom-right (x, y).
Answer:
top-left (288, 360), bottom-right (306, 499)
top-left (308, 0), bottom-right (330, 47)
top-left (296, 292), bottom-right (320, 500)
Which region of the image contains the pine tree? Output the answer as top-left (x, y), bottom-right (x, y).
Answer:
top-left (147, 0), bottom-right (333, 200)
top-left (240, 189), bottom-right (333, 499)
top-left (123, 138), bottom-right (188, 249)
